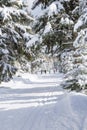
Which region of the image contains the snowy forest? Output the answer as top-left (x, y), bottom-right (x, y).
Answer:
top-left (0, 0), bottom-right (87, 91)
top-left (1, 1), bottom-right (87, 130)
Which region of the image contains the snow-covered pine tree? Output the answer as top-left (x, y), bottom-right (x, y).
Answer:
top-left (64, 0), bottom-right (87, 91)
top-left (32, 0), bottom-right (65, 56)
top-left (0, 0), bottom-right (33, 82)
top-left (58, 0), bottom-right (79, 73)
top-left (31, 0), bottom-right (78, 72)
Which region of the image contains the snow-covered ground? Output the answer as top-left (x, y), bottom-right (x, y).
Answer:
top-left (0, 73), bottom-right (87, 130)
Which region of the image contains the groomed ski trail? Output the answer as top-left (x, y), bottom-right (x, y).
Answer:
top-left (0, 73), bottom-right (87, 130)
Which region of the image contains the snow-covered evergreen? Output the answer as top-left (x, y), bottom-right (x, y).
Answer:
top-left (1, 0), bottom-right (87, 91)
top-left (65, 0), bottom-right (87, 91)
top-left (74, 0), bottom-right (87, 32)
top-left (0, 0), bottom-right (33, 82)
top-left (30, 0), bottom-right (78, 73)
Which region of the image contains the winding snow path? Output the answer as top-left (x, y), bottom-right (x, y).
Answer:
top-left (0, 73), bottom-right (87, 130)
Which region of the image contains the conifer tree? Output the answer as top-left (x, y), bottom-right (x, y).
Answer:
top-left (31, 0), bottom-right (78, 72)
top-left (0, 0), bottom-right (33, 82)
top-left (64, 0), bottom-right (87, 91)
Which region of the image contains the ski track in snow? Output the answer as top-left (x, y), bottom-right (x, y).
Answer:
top-left (0, 73), bottom-right (87, 130)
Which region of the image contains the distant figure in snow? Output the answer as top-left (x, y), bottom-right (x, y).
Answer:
top-left (45, 70), bottom-right (46, 74)
top-left (41, 70), bottom-right (46, 74)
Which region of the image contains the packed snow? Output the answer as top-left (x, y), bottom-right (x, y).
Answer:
top-left (44, 22), bottom-right (52, 34)
top-left (0, 72), bottom-right (87, 130)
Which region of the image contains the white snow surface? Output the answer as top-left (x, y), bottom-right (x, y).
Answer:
top-left (60, 17), bottom-right (74, 25)
top-left (0, 72), bottom-right (87, 130)
top-left (44, 22), bottom-right (52, 34)
top-left (31, 1), bottom-right (64, 18)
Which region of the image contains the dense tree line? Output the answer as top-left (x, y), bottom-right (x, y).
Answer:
top-left (1, 0), bottom-right (87, 91)
top-left (31, 0), bottom-right (87, 91)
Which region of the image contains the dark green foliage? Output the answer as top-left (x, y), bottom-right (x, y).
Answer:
top-left (65, 81), bottom-right (87, 92)
top-left (63, 79), bottom-right (82, 92)
top-left (42, 31), bottom-right (62, 55)
top-left (63, 0), bottom-right (79, 13)
top-left (33, 15), bottom-right (48, 33)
